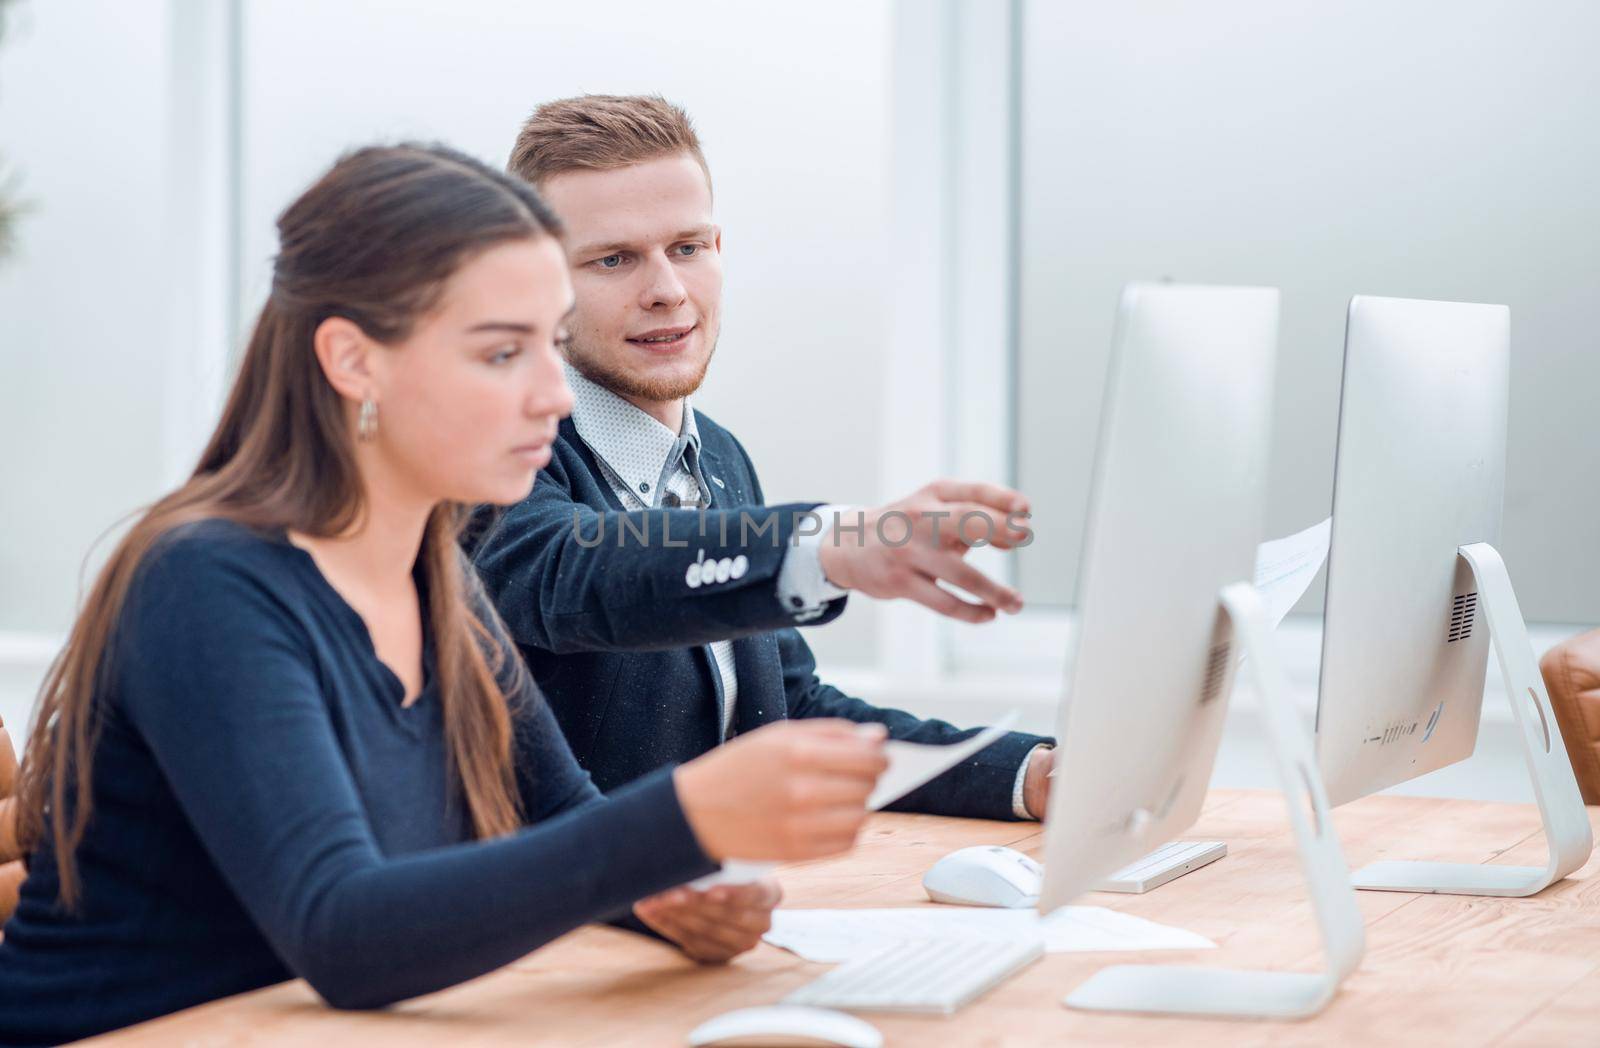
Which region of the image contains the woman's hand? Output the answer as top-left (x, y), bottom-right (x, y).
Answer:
top-left (634, 879), bottom-right (783, 964)
top-left (673, 719), bottom-right (888, 862)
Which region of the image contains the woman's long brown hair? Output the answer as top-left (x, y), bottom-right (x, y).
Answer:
top-left (15, 143), bottom-right (562, 907)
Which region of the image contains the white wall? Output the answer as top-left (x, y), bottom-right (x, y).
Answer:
top-left (1016, 0), bottom-right (1600, 624)
top-left (236, 0), bottom-right (894, 666)
top-left (0, 0), bottom-right (188, 731)
top-left (0, 0), bottom-right (174, 637)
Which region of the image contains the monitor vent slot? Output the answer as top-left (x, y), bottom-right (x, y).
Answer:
top-left (1447, 591), bottom-right (1478, 643)
top-left (1199, 641), bottom-right (1231, 705)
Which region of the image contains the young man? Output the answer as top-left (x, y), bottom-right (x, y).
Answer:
top-left (472, 95), bottom-right (1055, 830)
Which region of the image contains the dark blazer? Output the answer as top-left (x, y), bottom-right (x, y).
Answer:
top-left (470, 411), bottom-right (1050, 820)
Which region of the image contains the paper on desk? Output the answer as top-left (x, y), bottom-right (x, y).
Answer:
top-left (688, 712), bottom-right (1022, 889)
top-left (763, 905), bottom-right (1214, 963)
top-left (1253, 516), bottom-right (1331, 629)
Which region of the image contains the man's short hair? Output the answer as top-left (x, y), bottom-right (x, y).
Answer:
top-left (508, 94), bottom-right (710, 191)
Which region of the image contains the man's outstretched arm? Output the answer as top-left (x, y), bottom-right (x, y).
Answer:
top-left (474, 444), bottom-right (1037, 657)
top-left (471, 452), bottom-right (842, 655)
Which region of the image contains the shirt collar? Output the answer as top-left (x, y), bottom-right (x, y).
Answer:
top-left (565, 362), bottom-right (702, 503)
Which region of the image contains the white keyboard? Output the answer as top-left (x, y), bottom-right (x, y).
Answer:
top-left (783, 937), bottom-right (1043, 1015)
top-left (1096, 840), bottom-right (1227, 893)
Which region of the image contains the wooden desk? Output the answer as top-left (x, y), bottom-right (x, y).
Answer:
top-left (91, 791), bottom-right (1600, 1046)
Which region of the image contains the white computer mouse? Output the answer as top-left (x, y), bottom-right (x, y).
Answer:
top-left (686, 1005), bottom-right (883, 1048)
top-left (922, 845), bottom-right (1043, 908)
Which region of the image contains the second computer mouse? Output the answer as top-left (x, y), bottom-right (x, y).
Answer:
top-left (686, 1005), bottom-right (883, 1048)
top-left (922, 845), bottom-right (1043, 908)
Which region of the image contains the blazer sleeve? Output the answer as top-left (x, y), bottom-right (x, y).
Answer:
top-left (472, 448), bottom-right (845, 654)
top-left (775, 625), bottom-right (1052, 821)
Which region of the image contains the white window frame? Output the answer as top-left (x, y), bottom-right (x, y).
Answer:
top-left (163, 0), bottom-right (242, 488)
top-left (884, 0), bottom-right (1070, 686)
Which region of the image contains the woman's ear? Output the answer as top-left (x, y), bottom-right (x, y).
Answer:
top-left (312, 316), bottom-right (377, 404)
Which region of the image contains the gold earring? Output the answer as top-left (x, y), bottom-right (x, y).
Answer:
top-left (357, 397), bottom-right (378, 441)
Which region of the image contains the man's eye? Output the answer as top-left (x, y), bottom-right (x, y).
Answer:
top-left (676, 244), bottom-right (699, 257)
top-left (596, 254), bottom-right (624, 269)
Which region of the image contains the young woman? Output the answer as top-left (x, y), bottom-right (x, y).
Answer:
top-left (0, 144), bottom-right (887, 1045)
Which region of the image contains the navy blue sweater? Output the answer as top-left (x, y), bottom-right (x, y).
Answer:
top-left (0, 521), bottom-right (715, 1045)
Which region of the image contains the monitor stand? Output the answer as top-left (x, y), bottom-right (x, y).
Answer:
top-left (1065, 582), bottom-right (1365, 1020)
top-left (1350, 542), bottom-right (1594, 896)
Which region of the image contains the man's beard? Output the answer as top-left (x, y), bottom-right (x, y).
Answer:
top-left (564, 330), bottom-right (717, 403)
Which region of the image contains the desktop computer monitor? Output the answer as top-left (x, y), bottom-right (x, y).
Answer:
top-left (1312, 295), bottom-right (1590, 896)
top-left (1037, 282), bottom-right (1278, 908)
top-left (1315, 295), bottom-right (1506, 805)
top-left (1034, 283), bottom-right (1363, 1020)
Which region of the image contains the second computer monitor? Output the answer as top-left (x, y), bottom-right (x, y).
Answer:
top-left (1038, 282), bottom-right (1279, 913)
top-left (1314, 296), bottom-right (1509, 806)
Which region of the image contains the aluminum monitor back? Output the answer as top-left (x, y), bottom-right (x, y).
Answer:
top-left (1038, 283), bottom-right (1279, 913)
top-left (1315, 295), bottom-right (1509, 806)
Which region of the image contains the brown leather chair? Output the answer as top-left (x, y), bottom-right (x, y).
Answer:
top-left (0, 833), bottom-right (18, 926)
top-left (1540, 627), bottom-right (1600, 805)
top-left (1, 714), bottom-right (23, 926)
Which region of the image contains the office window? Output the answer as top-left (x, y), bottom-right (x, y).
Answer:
top-left (1013, 0), bottom-right (1600, 623)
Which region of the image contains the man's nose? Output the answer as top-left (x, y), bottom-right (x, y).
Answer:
top-left (638, 250), bottom-right (688, 310)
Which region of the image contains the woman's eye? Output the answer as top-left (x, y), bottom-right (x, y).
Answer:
top-left (488, 345), bottom-right (521, 365)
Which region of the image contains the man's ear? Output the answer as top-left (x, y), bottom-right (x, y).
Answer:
top-left (712, 225), bottom-right (723, 254)
top-left (312, 316), bottom-right (378, 404)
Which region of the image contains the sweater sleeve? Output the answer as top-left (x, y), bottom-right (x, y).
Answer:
top-left (112, 537), bottom-right (717, 1010)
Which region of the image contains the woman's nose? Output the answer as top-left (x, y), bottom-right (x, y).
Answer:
top-left (527, 345), bottom-right (574, 419)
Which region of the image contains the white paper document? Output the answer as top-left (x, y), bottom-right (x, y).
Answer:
top-left (688, 859), bottom-right (778, 889)
top-left (689, 712), bottom-right (1022, 888)
top-left (866, 710), bottom-right (1020, 811)
top-left (1253, 516), bottom-right (1332, 628)
top-left (763, 905), bottom-right (1215, 963)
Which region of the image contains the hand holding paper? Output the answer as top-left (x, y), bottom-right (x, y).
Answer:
top-left (690, 712), bottom-right (1023, 888)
